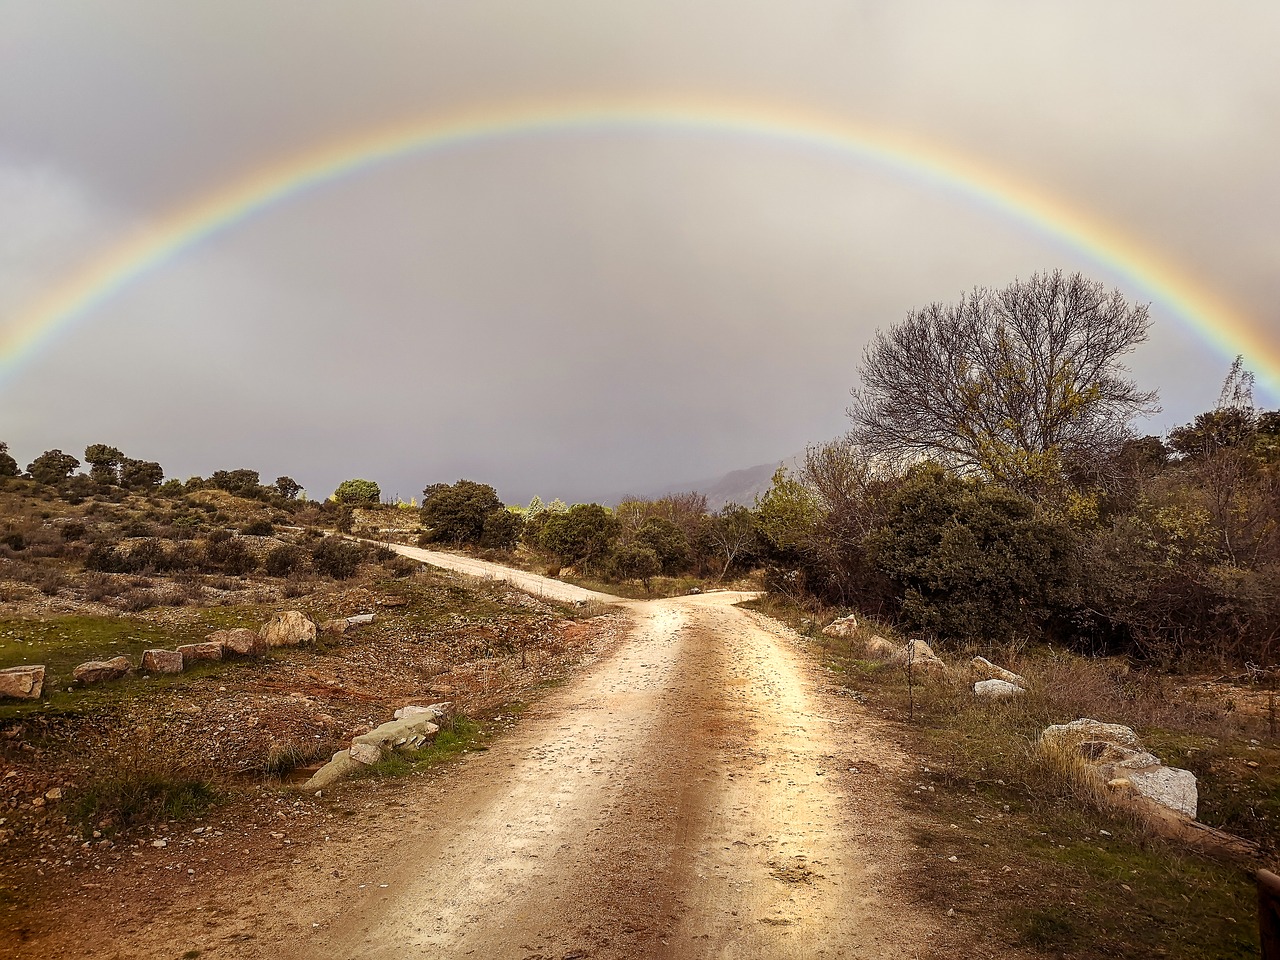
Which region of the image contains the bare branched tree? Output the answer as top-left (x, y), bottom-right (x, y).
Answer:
top-left (847, 271), bottom-right (1159, 490)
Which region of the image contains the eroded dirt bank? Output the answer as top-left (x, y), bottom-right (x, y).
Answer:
top-left (17, 592), bottom-right (943, 959)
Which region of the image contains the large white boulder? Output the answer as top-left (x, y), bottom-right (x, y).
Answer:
top-left (1125, 766), bottom-right (1199, 819)
top-left (1041, 718), bottom-right (1197, 819)
top-left (822, 615), bottom-right (859, 639)
top-left (1041, 718), bottom-right (1143, 751)
top-left (971, 656), bottom-right (1026, 687)
top-left (260, 611), bottom-right (317, 648)
top-left (974, 678), bottom-right (1025, 699)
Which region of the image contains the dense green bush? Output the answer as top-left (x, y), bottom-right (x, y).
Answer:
top-left (634, 517), bottom-right (689, 574)
top-left (866, 465), bottom-right (1079, 645)
top-left (421, 479), bottom-right (503, 545)
top-left (311, 537), bottom-right (363, 579)
top-left (537, 503), bottom-right (619, 573)
top-left (0, 442), bottom-right (18, 478)
top-left (333, 478), bottom-right (381, 505)
top-left (612, 542), bottom-right (661, 590)
top-left (264, 544), bottom-right (306, 577)
top-left (479, 508), bottom-right (525, 550)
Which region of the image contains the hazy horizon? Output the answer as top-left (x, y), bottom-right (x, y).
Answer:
top-left (3, 2), bottom-right (1277, 504)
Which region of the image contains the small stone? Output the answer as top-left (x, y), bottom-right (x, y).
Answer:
top-left (140, 649), bottom-right (184, 674)
top-left (44, 788), bottom-right (62, 801)
top-left (152, 839), bottom-right (167, 848)
top-left (947, 855), bottom-right (959, 863)
top-left (0, 665), bottom-right (45, 700)
top-left (73, 656), bottom-right (132, 685)
top-left (176, 642), bottom-right (223, 666)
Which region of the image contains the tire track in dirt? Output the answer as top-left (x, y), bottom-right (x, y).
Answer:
top-left (298, 592), bottom-right (932, 959)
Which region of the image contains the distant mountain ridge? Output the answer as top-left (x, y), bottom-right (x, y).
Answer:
top-left (624, 453), bottom-right (805, 512)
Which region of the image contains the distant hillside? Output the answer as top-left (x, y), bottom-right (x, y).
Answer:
top-left (628, 454), bottom-right (804, 512)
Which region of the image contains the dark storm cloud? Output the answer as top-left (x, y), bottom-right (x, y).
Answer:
top-left (2, 1), bottom-right (1277, 503)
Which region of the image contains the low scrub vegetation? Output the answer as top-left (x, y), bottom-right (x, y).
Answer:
top-left (755, 595), bottom-right (1268, 958)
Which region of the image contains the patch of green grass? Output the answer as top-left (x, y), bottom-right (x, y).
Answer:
top-left (71, 770), bottom-right (216, 834)
top-left (0, 607), bottom-right (270, 720)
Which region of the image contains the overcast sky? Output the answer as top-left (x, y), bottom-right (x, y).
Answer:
top-left (2, 2), bottom-right (1277, 504)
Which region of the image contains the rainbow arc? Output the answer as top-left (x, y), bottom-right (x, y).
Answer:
top-left (1, 96), bottom-right (1272, 392)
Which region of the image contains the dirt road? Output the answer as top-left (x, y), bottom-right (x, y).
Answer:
top-left (373, 540), bottom-right (619, 606)
top-left (16, 582), bottom-right (937, 959)
top-left (268, 591), bottom-right (928, 959)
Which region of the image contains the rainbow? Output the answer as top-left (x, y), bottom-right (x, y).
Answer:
top-left (2, 95), bottom-right (1275, 394)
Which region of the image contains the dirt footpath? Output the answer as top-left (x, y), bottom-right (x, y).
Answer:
top-left (299, 592), bottom-right (930, 958)
top-left (28, 592), bottom-right (941, 959)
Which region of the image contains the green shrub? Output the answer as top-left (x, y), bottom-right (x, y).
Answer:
top-left (332, 478), bottom-right (381, 505)
top-left (264, 544), bottom-right (305, 577)
top-left (869, 464), bottom-right (1079, 645)
top-left (204, 535), bottom-right (258, 575)
top-left (311, 537), bottom-right (363, 579)
top-left (420, 479), bottom-right (504, 545)
top-left (479, 508), bottom-right (525, 549)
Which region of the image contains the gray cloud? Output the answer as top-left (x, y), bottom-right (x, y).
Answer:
top-left (2, 1), bottom-right (1277, 503)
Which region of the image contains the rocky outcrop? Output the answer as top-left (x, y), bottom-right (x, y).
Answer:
top-left (297, 708), bottom-right (444, 791)
top-left (1040, 718), bottom-right (1197, 818)
top-left (1041, 718), bottom-right (1143, 751)
top-left (352, 714), bottom-right (441, 754)
top-left (346, 613), bottom-right (376, 626)
top-left (0, 665), bottom-right (45, 700)
top-left (259, 611), bottom-right (316, 648)
top-left (177, 642), bottom-right (223, 666)
top-left (302, 749), bottom-right (364, 790)
top-left (864, 635), bottom-right (903, 660)
top-left (905, 639), bottom-right (947, 677)
top-left (73, 656), bottom-right (132, 684)
top-left (319, 619), bottom-right (349, 636)
top-left (349, 742), bottom-right (383, 765)
top-left (822, 615), bottom-right (860, 639)
top-left (971, 656), bottom-right (1026, 687)
top-left (974, 678), bottom-right (1025, 699)
top-left (140, 649), bottom-right (184, 674)
top-left (213, 628), bottom-right (267, 657)
top-left (394, 702), bottom-right (451, 722)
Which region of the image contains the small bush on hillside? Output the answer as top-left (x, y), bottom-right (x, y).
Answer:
top-left (241, 518), bottom-right (274, 536)
top-left (382, 554), bottom-right (419, 578)
top-left (204, 536), bottom-right (258, 576)
top-left (311, 537), bottom-right (363, 579)
top-left (332, 478), bottom-right (381, 505)
top-left (72, 731), bottom-right (217, 833)
top-left (264, 544), bottom-right (306, 577)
